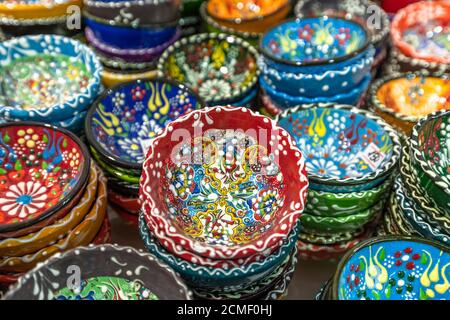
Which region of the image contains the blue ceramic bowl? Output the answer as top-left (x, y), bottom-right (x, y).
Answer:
top-left (138, 213), bottom-right (299, 290)
top-left (332, 236), bottom-right (450, 300)
top-left (214, 86), bottom-right (258, 107)
top-left (85, 78), bottom-right (204, 170)
top-left (259, 46), bottom-right (374, 97)
top-left (275, 103), bottom-right (401, 193)
top-left (50, 111), bottom-right (87, 134)
top-left (0, 35), bottom-right (102, 122)
top-left (84, 14), bottom-right (178, 50)
top-left (261, 74), bottom-right (371, 109)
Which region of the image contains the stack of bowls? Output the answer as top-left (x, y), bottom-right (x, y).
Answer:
top-left (368, 72), bottom-right (449, 136)
top-left (200, 0), bottom-right (291, 46)
top-left (85, 78), bottom-right (203, 225)
top-left (318, 236), bottom-right (450, 300)
top-left (158, 33), bottom-right (260, 107)
top-left (386, 1), bottom-right (450, 74)
top-left (180, 0), bottom-right (204, 36)
top-left (276, 103), bottom-right (401, 261)
top-left (4, 244), bottom-right (193, 300)
top-left (0, 35), bottom-right (102, 135)
top-left (0, 122), bottom-right (110, 292)
top-left (294, 0), bottom-right (390, 75)
top-left (382, 110), bottom-right (450, 247)
top-left (83, 0), bottom-right (182, 88)
top-left (139, 106), bottom-right (309, 299)
top-left (259, 17), bottom-right (375, 110)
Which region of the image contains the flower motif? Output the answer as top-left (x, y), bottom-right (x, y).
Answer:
top-left (112, 92), bottom-right (126, 108)
top-left (198, 79), bottom-right (231, 99)
top-left (118, 137), bottom-right (144, 162)
top-left (308, 158), bottom-right (341, 178)
top-left (138, 116), bottom-right (162, 141)
top-left (131, 86), bottom-right (146, 101)
top-left (0, 181), bottom-right (48, 219)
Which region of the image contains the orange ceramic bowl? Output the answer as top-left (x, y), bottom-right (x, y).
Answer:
top-left (0, 0), bottom-right (82, 20)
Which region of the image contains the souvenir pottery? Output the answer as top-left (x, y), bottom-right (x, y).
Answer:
top-left (391, 1), bottom-right (450, 65)
top-left (113, 204), bottom-right (139, 225)
top-left (107, 176), bottom-right (140, 198)
top-left (101, 67), bottom-right (159, 88)
top-left (157, 33), bottom-right (259, 106)
top-left (4, 244), bottom-right (192, 300)
top-left (0, 0), bottom-right (81, 20)
top-left (0, 123), bottom-right (90, 235)
top-left (299, 228), bottom-right (366, 246)
top-left (109, 189), bottom-right (140, 214)
top-left (387, 191), bottom-right (418, 237)
top-left (275, 103), bottom-right (401, 193)
top-left (387, 47), bottom-right (450, 74)
top-left (331, 236), bottom-right (450, 300)
top-left (369, 72), bottom-right (450, 135)
top-left (91, 216), bottom-right (112, 245)
top-left (410, 110), bottom-right (450, 214)
top-left (140, 106), bottom-right (308, 261)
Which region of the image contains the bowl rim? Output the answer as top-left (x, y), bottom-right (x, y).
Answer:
top-left (3, 243), bottom-right (193, 300)
top-left (275, 102), bottom-right (402, 186)
top-left (259, 16), bottom-right (371, 67)
top-left (157, 32), bottom-right (260, 105)
top-left (369, 71), bottom-right (450, 123)
top-left (330, 235), bottom-right (450, 300)
top-left (410, 109), bottom-right (450, 195)
top-left (85, 77), bottom-right (206, 170)
top-left (0, 121), bottom-right (91, 234)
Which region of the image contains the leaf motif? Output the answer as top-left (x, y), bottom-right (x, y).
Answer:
top-left (379, 248), bottom-right (386, 261)
top-left (4, 133), bottom-right (10, 143)
top-left (420, 253), bottom-right (428, 265)
top-left (42, 135), bottom-right (48, 143)
top-left (62, 139), bottom-right (68, 149)
top-left (359, 258), bottom-right (365, 272)
top-left (0, 168), bottom-right (6, 175)
top-left (42, 161), bottom-right (48, 170)
top-left (14, 160), bottom-right (22, 170)
top-left (53, 167), bottom-right (60, 173)
top-left (372, 290), bottom-right (381, 300)
top-left (385, 285), bottom-right (391, 299)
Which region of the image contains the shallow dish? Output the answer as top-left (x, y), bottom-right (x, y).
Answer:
top-left (4, 244), bottom-right (192, 300)
top-left (157, 33), bottom-right (259, 106)
top-left (140, 106), bottom-right (308, 260)
top-left (0, 122), bottom-right (90, 234)
top-left (0, 35), bottom-right (102, 122)
top-left (0, 0), bottom-right (81, 20)
top-left (86, 78), bottom-right (204, 170)
top-left (275, 103), bottom-right (401, 192)
top-left (332, 236), bottom-right (450, 300)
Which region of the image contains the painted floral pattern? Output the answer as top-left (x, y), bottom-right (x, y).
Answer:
top-left (403, 21), bottom-right (450, 60)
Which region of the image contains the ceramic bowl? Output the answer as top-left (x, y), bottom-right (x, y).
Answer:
top-left (85, 78), bottom-right (204, 170)
top-left (299, 228), bottom-right (366, 246)
top-left (109, 189), bottom-right (140, 214)
top-left (410, 109), bottom-right (450, 214)
top-left (388, 47), bottom-right (450, 74)
top-left (140, 106), bottom-right (308, 260)
top-left (205, 0), bottom-right (291, 34)
top-left (0, 35), bottom-right (102, 122)
top-left (4, 244), bottom-right (192, 300)
top-left (369, 72), bottom-right (450, 135)
top-left (0, 0), bottom-right (81, 20)
top-left (101, 67), bottom-right (159, 88)
top-left (107, 175), bottom-right (140, 197)
top-left (391, 1), bottom-right (450, 65)
top-left (84, 0), bottom-right (181, 25)
top-left (294, 0), bottom-right (390, 53)
top-left (275, 103), bottom-right (401, 192)
top-left (387, 191), bottom-right (418, 237)
top-left (332, 236), bottom-right (450, 300)
top-left (91, 215), bottom-right (112, 245)
top-left (157, 33), bottom-right (259, 106)
top-left (0, 122), bottom-right (90, 234)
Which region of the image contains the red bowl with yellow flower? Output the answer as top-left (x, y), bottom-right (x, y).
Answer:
top-left (0, 122), bottom-right (90, 235)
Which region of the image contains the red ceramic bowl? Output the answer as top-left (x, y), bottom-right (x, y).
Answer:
top-left (109, 189), bottom-right (140, 214)
top-left (91, 216), bottom-right (112, 245)
top-left (140, 106), bottom-right (308, 261)
top-left (0, 122), bottom-right (90, 235)
top-left (391, 1), bottom-right (450, 64)
top-left (112, 204), bottom-right (139, 226)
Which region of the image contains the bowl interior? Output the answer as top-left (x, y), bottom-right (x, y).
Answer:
top-left (277, 106), bottom-right (394, 180)
top-left (144, 107), bottom-right (306, 247)
top-left (88, 79), bottom-right (202, 165)
top-left (376, 75), bottom-right (450, 118)
top-left (261, 17), bottom-right (368, 64)
top-left (206, 0), bottom-right (288, 21)
top-left (337, 239), bottom-right (450, 300)
top-left (0, 124), bottom-right (87, 226)
top-left (161, 36), bottom-right (258, 103)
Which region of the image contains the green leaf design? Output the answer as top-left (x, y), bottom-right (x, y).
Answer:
top-left (385, 285), bottom-right (391, 299)
top-left (42, 135), bottom-right (48, 143)
top-left (0, 168), bottom-right (6, 175)
top-left (372, 290), bottom-right (381, 300)
top-left (359, 258), bottom-right (365, 272)
top-left (4, 133), bottom-right (10, 143)
top-left (62, 139), bottom-right (68, 148)
top-left (419, 288), bottom-right (428, 300)
top-left (53, 167), bottom-right (61, 173)
top-left (42, 161), bottom-right (48, 170)
top-left (420, 253), bottom-right (428, 265)
top-left (14, 160), bottom-right (22, 171)
top-left (379, 248), bottom-right (386, 261)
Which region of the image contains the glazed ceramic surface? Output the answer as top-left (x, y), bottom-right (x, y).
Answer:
top-left (0, 123), bottom-right (89, 233)
top-left (0, 0), bottom-right (81, 20)
top-left (4, 244), bottom-right (192, 300)
top-left (157, 33), bottom-right (259, 105)
top-left (334, 236), bottom-right (450, 300)
top-left (86, 78), bottom-right (203, 169)
top-left (206, 0), bottom-right (288, 21)
top-left (140, 106), bottom-right (308, 260)
top-left (276, 104), bottom-right (400, 192)
top-left (0, 35), bottom-right (102, 122)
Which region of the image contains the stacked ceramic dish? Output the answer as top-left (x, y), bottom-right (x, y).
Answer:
top-left (368, 72), bottom-right (449, 136)
top-left (0, 123), bottom-right (110, 292)
top-left (316, 236), bottom-right (450, 300)
top-left (276, 103), bottom-right (401, 261)
top-left (0, 35), bottom-right (102, 135)
top-left (259, 17), bottom-right (375, 110)
top-left (381, 110), bottom-right (450, 247)
top-left (200, 0), bottom-right (291, 46)
top-left (85, 78), bottom-right (204, 225)
top-left (83, 0), bottom-right (182, 88)
top-left (180, 0), bottom-right (203, 37)
top-left (139, 106), bottom-right (309, 299)
top-left (4, 244), bottom-right (192, 300)
top-left (385, 1), bottom-right (449, 74)
top-left (295, 0), bottom-right (390, 74)
top-left (158, 33), bottom-right (260, 107)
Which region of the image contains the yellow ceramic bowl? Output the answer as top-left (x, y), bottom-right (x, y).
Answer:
top-left (0, 0), bottom-right (82, 20)
top-left (101, 68), bottom-right (158, 88)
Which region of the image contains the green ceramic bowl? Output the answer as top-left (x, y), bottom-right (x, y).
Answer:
top-left (299, 228), bottom-right (365, 245)
top-left (387, 189), bottom-right (419, 236)
top-left (306, 178), bottom-right (393, 217)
